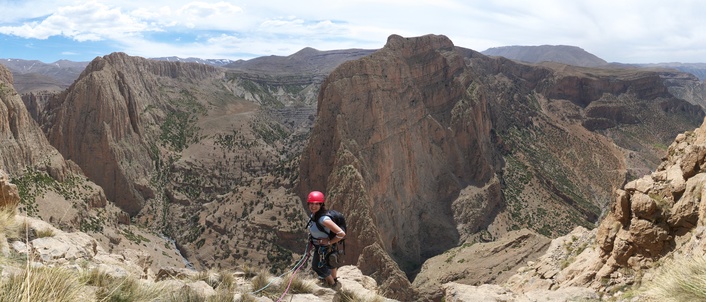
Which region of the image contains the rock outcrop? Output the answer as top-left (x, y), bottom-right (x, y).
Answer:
top-left (593, 116), bottom-right (706, 281)
top-left (299, 35), bottom-right (500, 299)
top-left (413, 229), bottom-right (551, 301)
top-left (297, 34), bottom-right (704, 300)
top-left (493, 116), bottom-right (706, 300)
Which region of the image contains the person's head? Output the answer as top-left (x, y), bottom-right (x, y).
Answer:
top-left (307, 191), bottom-right (326, 214)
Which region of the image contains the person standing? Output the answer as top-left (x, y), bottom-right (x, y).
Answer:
top-left (306, 191), bottom-right (345, 289)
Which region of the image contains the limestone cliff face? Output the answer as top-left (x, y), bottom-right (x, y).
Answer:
top-left (0, 64), bottom-right (67, 178)
top-left (42, 53), bottom-right (222, 215)
top-left (297, 34), bottom-right (704, 299)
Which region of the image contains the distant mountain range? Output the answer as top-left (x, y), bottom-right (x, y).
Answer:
top-left (480, 45), bottom-right (706, 80)
top-left (481, 45), bottom-right (608, 67)
top-left (150, 56), bottom-right (236, 66)
top-left (1, 58), bottom-right (88, 94)
top-left (2, 44), bottom-right (705, 95)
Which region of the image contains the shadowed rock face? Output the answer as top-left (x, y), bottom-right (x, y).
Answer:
top-left (0, 64), bottom-right (69, 179)
top-left (297, 34), bottom-right (705, 299)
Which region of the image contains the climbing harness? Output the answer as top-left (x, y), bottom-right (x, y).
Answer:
top-left (317, 244), bottom-right (341, 268)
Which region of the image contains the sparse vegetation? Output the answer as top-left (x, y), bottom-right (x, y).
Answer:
top-left (122, 227), bottom-right (151, 244)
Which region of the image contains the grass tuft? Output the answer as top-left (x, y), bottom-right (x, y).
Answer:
top-left (642, 255), bottom-right (706, 301)
top-left (166, 286), bottom-right (205, 302)
top-left (250, 270), bottom-right (279, 299)
top-left (0, 203), bottom-right (17, 237)
top-left (280, 272), bottom-right (314, 294)
top-left (337, 287), bottom-right (387, 302)
top-left (94, 275), bottom-right (166, 302)
top-left (0, 265), bottom-right (85, 302)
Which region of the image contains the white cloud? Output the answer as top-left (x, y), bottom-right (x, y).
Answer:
top-left (0, 1), bottom-right (152, 40)
top-left (2, 0), bottom-right (706, 63)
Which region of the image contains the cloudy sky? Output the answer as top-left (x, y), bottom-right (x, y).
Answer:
top-left (1, 0), bottom-right (704, 64)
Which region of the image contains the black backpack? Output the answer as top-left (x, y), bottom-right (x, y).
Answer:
top-left (312, 210), bottom-right (347, 254)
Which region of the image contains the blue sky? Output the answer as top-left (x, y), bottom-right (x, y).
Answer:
top-left (1, 0), bottom-right (705, 64)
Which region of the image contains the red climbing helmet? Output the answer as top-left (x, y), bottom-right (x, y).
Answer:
top-left (307, 191), bottom-right (325, 203)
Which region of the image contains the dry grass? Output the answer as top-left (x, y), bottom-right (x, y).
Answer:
top-left (337, 288), bottom-right (386, 302)
top-left (35, 228), bottom-right (55, 238)
top-left (0, 265), bottom-right (85, 302)
top-left (250, 270), bottom-right (280, 299)
top-left (219, 270), bottom-right (236, 291)
top-left (0, 203), bottom-right (17, 238)
top-left (94, 275), bottom-right (167, 302)
top-left (280, 271), bottom-right (314, 294)
top-left (165, 286), bottom-right (205, 302)
top-left (642, 255), bottom-right (706, 301)
top-left (81, 267), bottom-right (114, 287)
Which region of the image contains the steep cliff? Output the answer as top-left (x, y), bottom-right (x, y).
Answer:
top-left (0, 63), bottom-right (135, 257)
top-left (0, 64), bottom-right (66, 178)
top-left (41, 53), bottom-right (223, 215)
top-left (297, 34), bottom-right (704, 300)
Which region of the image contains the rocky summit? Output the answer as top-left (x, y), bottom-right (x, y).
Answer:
top-left (2, 33), bottom-right (706, 301)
